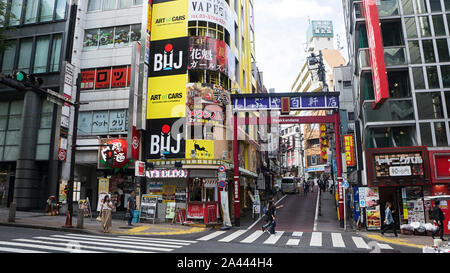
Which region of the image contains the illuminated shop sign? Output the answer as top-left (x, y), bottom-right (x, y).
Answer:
top-left (146, 169), bottom-right (189, 178)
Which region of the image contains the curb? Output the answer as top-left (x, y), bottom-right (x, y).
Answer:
top-left (0, 222), bottom-right (99, 235)
top-left (357, 231), bottom-right (428, 249)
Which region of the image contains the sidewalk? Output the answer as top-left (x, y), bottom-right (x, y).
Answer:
top-left (358, 230), bottom-right (449, 249)
top-left (317, 188), bottom-right (341, 232)
top-left (0, 208), bottom-right (206, 236)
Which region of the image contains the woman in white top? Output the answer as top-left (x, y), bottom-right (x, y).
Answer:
top-left (100, 195), bottom-right (114, 233)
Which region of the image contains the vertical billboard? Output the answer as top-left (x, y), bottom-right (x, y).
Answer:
top-left (151, 0), bottom-right (188, 41)
top-left (363, 0), bottom-right (389, 109)
top-left (149, 37), bottom-right (189, 77)
top-left (147, 75), bottom-right (187, 119)
top-left (146, 118), bottom-right (186, 159)
top-left (344, 134), bottom-right (355, 167)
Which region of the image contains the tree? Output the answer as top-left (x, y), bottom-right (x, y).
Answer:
top-left (0, 1), bottom-right (16, 52)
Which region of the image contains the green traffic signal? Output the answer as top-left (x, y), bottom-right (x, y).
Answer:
top-left (15, 71), bottom-right (25, 82)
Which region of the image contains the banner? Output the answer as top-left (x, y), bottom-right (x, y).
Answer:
top-left (149, 37), bottom-right (189, 77)
top-left (188, 0), bottom-right (235, 39)
top-left (146, 118), bottom-right (186, 159)
top-left (151, 0), bottom-right (188, 41)
top-left (147, 74), bottom-right (187, 119)
top-left (344, 134), bottom-right (355, 166)
top-left (220, 191), bottom-right (232, 227)
top-left (365, 187), bottom-right (381, 230)
top-left (186, 83), bottom-right (230, 125)
top-left (186, 139), bottom-right (214, 159)
top-left (188, 36), bottom-right (235, 79)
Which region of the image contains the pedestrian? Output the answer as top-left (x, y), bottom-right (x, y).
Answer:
top-left (431, 200), bottom-right (447, 241)
top-left (127, 191), bottom-right (136, 226)
top-left (262, 200), bottom-right (283, 234)
top-left (100, 195), bottom-right (114, 233)
top-left (381, 202), bottom-right (398, 237)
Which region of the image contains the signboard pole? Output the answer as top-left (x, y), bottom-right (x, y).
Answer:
top-left (233, 113), bottom-right (240, 226)
top-left (334, 112), bottom-right (345, 228)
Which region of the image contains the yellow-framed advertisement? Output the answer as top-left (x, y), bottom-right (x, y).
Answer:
top-left (147, 74), bottom-right (187, 119)
top-left (151, 0), bottom-right (188, 41)
top-left (186, 139), bottom-right (214, 160)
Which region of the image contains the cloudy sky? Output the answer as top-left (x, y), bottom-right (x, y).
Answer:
top-left (254, 0), bottom-right (349, 92)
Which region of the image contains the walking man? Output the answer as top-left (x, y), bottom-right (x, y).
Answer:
top-left (381, 202), bottom-right (398, 237)
top-left (127, 191), bottom-right (136, 226)
top-left (432, 201), bottom-right (447, 241)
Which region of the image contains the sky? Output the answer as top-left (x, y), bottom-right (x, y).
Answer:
top-left (254, 0), bottom-right (349, 92)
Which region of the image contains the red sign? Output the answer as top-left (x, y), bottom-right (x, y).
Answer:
top-left (344, 134), bottom-right (355, 166)
top-left (95, 68), bottom-right (111, 89)
top-left (320, 124), bottom-right (328, 163)
top-left (131, 126), bottom-right (140, 160)
top-left (111, 66), bottom-right (128, 88)
top-left (187, 203), bottom-right (204, 219)
top-left (281, 97), bottom-right (290, 114)
top-left (363, 0), bottom-right (389, 109)
top-left (100, 138), bottom-right (129, 169)
top-left (80, 70), bottom-right (95, 90)
top-left (429, 151), bottom-right (450, 183)
top-left (57, 149), bottom-right (66, 161)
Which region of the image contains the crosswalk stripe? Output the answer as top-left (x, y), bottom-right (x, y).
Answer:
top-left (263, 231), bottom-right (284, 244)
top-left (378, 243), bottom-right (393, 250)
top-left (331, 233), bottom-right (345, 248)
top-left (197, 231), bottom-right (227, 241)
top-left (118, 235), bottom-right (197, 244)
top-left (218, 230), bottom-right (247, 242)
top-left (14, 238), bottom-right (146, 253)
top-left (66, 233), bottom-right (191, 246)
top-left (241, 230), bottom-right (264, 243)
top-left (352, 237), bottom-right (370, 249)
top-left (53, 234), bottom-right (182, 249)
top-left (45, 235), bottom-right (172, 252)
top-left (0, 240), bottom-right (100, 253)
top-left (286, 239), bottom-right (300, 246)
top-left (292, 232), bottom-right (303, 237)
top-left (310, 232), bottom-right (322, 247)
top-left (0, 246), bottom-right (49, 253)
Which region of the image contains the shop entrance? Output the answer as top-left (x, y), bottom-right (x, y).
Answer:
top-left (379, 187), bottom-right (402, 229)
top-left (232, 92), bottom-right (344, 226)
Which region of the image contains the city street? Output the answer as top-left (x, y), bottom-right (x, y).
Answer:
top-left (0, 191), bottom-right (422, 253)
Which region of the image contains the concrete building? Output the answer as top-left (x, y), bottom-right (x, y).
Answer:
top-left (343, 0), bottom-right (450, 230)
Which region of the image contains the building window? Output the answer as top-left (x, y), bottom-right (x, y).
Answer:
top-left (9, 0), bottom-right (23, 26)
top-left (415, 0), bottom-right (429, 13)
top-left (411, 67), bottom-right (425, 89)
top-left (18, 38), bottom-right (33, 73)
top-left (432, 15), bottom-right (446, 36)
top-left (87, 0), bottom-right (142, 12)
top-left (1, 41), bottom-right (17, 74)
top-left (426, 66), bottom-right (439, 89)
top-left (436, 39), bottom-right (450, 62)
top-left (405, 17), bottom-right (417, 38)
top-left (441, 65), bottom-right (450, 88)
top-left (422, 40), bottom-right (436, 63)
top-left (420, 123), bottom-right (433, 146)
top-left (77, 109), bottom-right (128, 135)
top-left (408, 41), bottom-right (421, 64)
top-left (34, 36), bottom-right (51, 73)
top-left (434, 122), bottom-right (448, 146)
top-left (83, 24), bottom-right (141, 50)
top-left (446, 92), bottom-right (450, 118)
top-left (418, 16), bottom-right (431, 37)
top-left (0, 100), bottom-right (23, 161)
top-left (25, 0), bottom-right (39, 24)
top-left (416, 92), bottom-right (444, 119)
top-left (429, 0), bottom-right (442, 11)
top-left (49, 34), bottom-right (62, 72)
top-left (402, 0), bottom-right (414, 15)
top-left (55, 0), bottom-right (67, 20)
top-left (40, 0), bottom-right (55, 22)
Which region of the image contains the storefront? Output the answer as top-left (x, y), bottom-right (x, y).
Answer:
top-left (428, 149), bottom-right (450, 234)
top-left (145, 168), bottom-right (188, 222)
top-left (365, 146), bottom-right (430, 230)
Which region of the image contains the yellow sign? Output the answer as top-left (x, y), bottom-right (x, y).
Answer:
top-left (147, 74), bottom-right (187, 119)
top-left (98, 178), bottom-right (109, 194)
top-left (186, 140), bottom-right (214, 159)
top-left (146, 1), bottom-right (152, 34)
top-left (151, 0), bottom-right (188, 41)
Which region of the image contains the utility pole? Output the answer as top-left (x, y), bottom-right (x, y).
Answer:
top-left (65, 73), bottom-right (81, 228)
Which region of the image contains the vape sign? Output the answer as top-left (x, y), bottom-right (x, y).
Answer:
top-left (149, 37), bottom-right (188, 77)
top-left (146, 118), bottom-right (186, 159)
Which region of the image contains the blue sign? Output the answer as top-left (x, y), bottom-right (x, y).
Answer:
top-left (232, 94), bottom-right (339, 111)
top-left (332, 159), bottom-right (337, 173)
top-left (218, 180), bottom-right (226, 188)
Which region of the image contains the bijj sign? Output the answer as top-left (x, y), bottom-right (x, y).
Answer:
top-left (146, 118), bottom-right (186, 159)
top-left (149, 37), bottom-right (188, 77)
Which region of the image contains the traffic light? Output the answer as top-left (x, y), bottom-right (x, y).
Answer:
top-left (12, 71), bottom-right (43, 88)
top-left (106, 150), bottom-right (115, 166)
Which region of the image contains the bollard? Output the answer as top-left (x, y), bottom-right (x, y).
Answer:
top-left (8, 202), bottom-right (16, 223)
top-left (76, 211), bottom-right (84, 229)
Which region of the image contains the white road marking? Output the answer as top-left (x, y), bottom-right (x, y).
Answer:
top-left (197, 231), bottom-right (227, 241)
top-left (263, 231), bottom-right (284, 244)
top-left (286, 239), bottom-right (300, 246)
top-left (352, 236), bottom-right (370, 249)
top-left (241, 230), bottom-right (265, 243)
top-left (310, 232), bottom-right (322, 247)
top-left (0, 246), bottom-right (49, 253)
top-left (331, 233), bottom-right (346, 248)
top-left (218, 230), bottom-right (248, 242)
top-left (0, 240), bottom-right (100, 253)
top-left (378, 243), bottom-right (393, 249)
top-left (292, 232), bottom-right (303, 237)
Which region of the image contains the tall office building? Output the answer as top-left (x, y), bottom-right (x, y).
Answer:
top-left (145, 0), bottom-right (260, 223)
top-left (343, 0), bottom-right (450, 231)
top-left (0, 0), bottom-right (74, 210)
